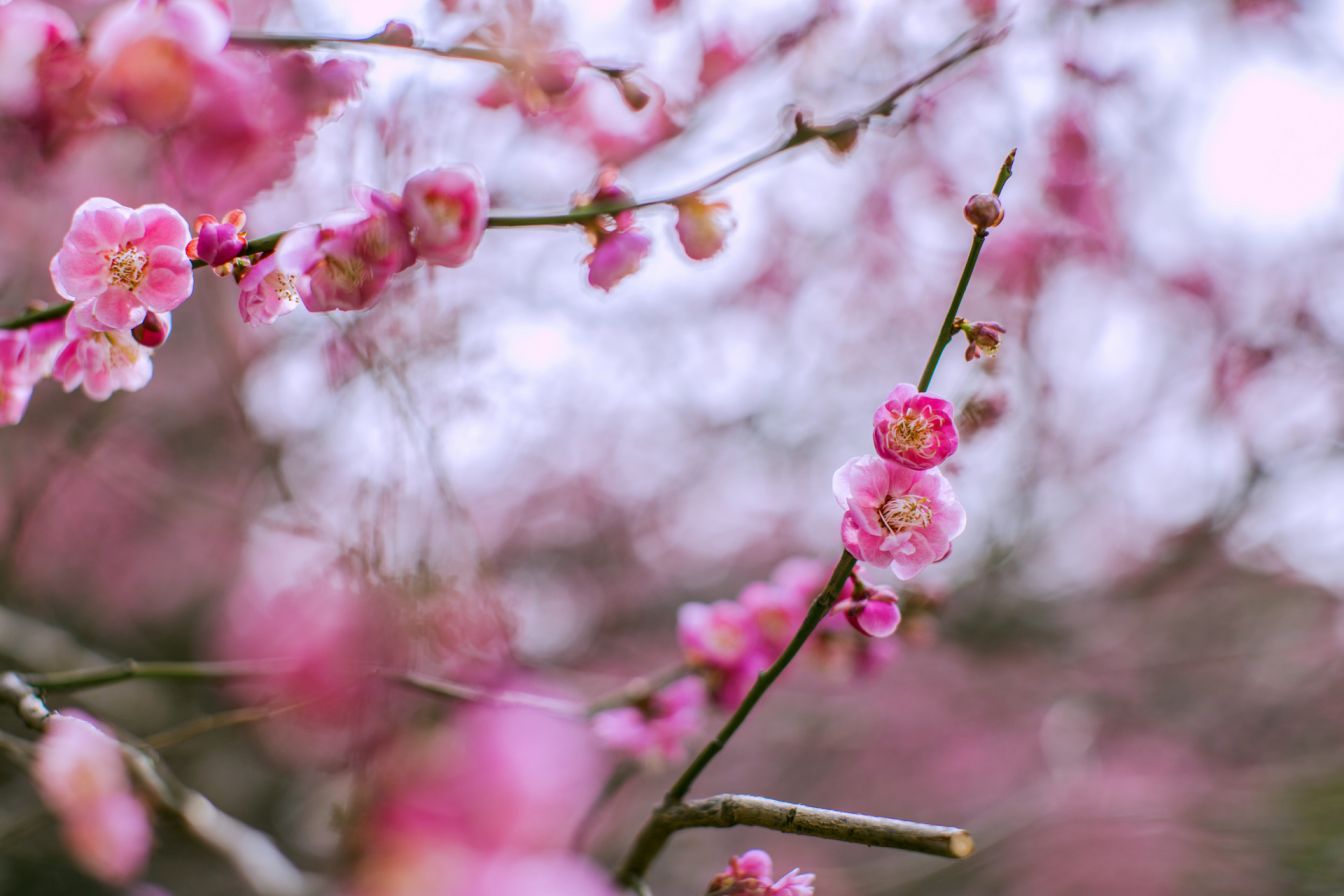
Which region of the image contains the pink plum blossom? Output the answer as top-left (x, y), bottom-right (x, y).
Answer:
top-left (0, 0), bottom-right (80, 119)
top-left (237, 254), bottom-right (302, 325)
top-left (33, 713), bottom-right (152, 885)
top-left (833, 455), bottom-right (966, 579)
top-left (275, 188), bottom-right (415, 313)
top-left (674, 196), bottom-right (735, 261)
top-left (585, 228), bottom-right (651, 291)
top-left (50, 198), bottom-right (193, 332)
top-left (872, 383), bottom-right (959, 470)
top-left (591, 676), bottom-right (707, 764)
top-left (677, 599), bottom-right (769, 706)
top-left (707, 850), bottom-right (814, 896)
top-left (187, 209), bottom-right (247, 268)
top-left (401, 167), bottom-right (488, 267)
top-left (0, 318), bottom-right (67, 424)
top-left (52, 316), bottom-right (158, 401)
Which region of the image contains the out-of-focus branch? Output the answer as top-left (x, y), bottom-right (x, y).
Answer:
top-left (23, 659), bottom-right (280, 691)
top-left (585, 664), bottom-right (694, 716)
top-left (0, 24), bottom-right (1005, 333)
top-left (389, 670), bottom-right (585, 716)
top-left (0, 673), bottom-right (312, 896)
top-left (486, 24), bottom-right (1007, 228)
top-left (620, 794), bottom-right (972, 880)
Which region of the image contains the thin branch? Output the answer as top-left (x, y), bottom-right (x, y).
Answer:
top-left (619, 794), bottom-right (972, 880)
top-left (388, 669), bottom-right (585, 716)
top-left (145, 703), bottom-right (304, 751)
top-left (573, 760), bottom-right (640, 852)
top-left (0, 672), bottom-right (312, 896)
top-left (661, 552), bottom-right (855, 808)
top-left (23, 659), bottom-right (280, 692)
top-left (585, 664), bottom-right (695, 717)
top-left (487, 25), bottom-right (1007, 228)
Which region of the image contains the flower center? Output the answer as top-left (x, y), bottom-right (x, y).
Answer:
top-left (878, 495), bottom-right (932, 534)
top-left (266, 271), bottom-right (300, 305)
top-left (325, 254), bottom-right (368, 289)
top-left (107, 245), bottom-right (148, 291)
top-left (887, 409), bottom-right (934, 454)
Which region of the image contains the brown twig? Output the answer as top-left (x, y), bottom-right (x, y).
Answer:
top-left (0, 672), bottom-right (312, 896)
top-left (619, 794), bottom-right (972, 885)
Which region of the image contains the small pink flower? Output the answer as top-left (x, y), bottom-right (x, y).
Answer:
top-left (591, 676), bottom-right (707, 765)
top-left (52, 316), bottom-right (157, 401)
top-left (837, 584), bottom-right (902, 638)
top-left (833, 455), bottom-right (966, 579)
top-left (275, 188), bottom-right (415, 313)
top-left (401, 167), bottom-right (488, 268)
top-left (237, 254), bottom-right (301, 325)
top-left (186, 209), bottom-right (247, 268)
top-left (33, 713), bottom-right (152, 885)
top-left (674, 196), bottom-right (734, 261)
top-left (872, 384), bottom-right (959, 470)
top-left (585, 228), bottom-right (651, 291)
top-left (51, 198), bottom-right (193, 332)
top-left (738, 581), bottom-right (807, 652)
top-left (707, 850), bottom-right (815, 896)
top-left (960, 319), bottom-right (1006, 361)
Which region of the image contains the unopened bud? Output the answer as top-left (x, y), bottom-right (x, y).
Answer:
top-left (823, 121), bottom-right (861, 156)
top-left (370, 20), bottom-right (415, 47)
top-left (534, 49), bottom-right (583, 97)
top-left (963, 192), bottom-right (1004, 229)
top-left (131, 311), bottom-right (170, 348)
top-left (616, 75), bottom-right (650, 111)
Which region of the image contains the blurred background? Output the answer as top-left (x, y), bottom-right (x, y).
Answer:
top-left (3, 0), bottom-right (1344, 893)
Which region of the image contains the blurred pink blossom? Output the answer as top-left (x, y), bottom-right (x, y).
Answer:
top-left (0, 318), bottom-right (67, 424)
top-left (833, 455), bottom-right (965, 579)
top-left (585, 229), bottom-right (651, 291)
top-left (86, 0), bottom-right (229, 131)
top-left (872, 384), bottom-right (959, 470)
top-left (837, 584), bottom-right (902, 638)
top-left (402, 167), bottom-right (488, 268)
top-left (52, 316), bottom-right (157, 400)
top-left (33, 713), bottom-right (152, 885)
top-left (50, 198), bottom-right (193, 332)
top-left (0, 0), bottom-right (80, 119)
top-left (591, 675), bottom-right (707, 764)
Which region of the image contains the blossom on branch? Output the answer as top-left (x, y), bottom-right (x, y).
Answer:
top-left (50, 198), bottom-right (193, 332)
top-left (52, 316), bottom-right (160, 401)
top-left (0, 318), bottom-right (67, 424)
top-left (833, 455), bottom-right (965, 579)
top-left (591, 676), bottom-right (707, 765)
top-left (186, 209), bottom-right (247, 270)
top-left (236, 254), bottom-right (301, 326)
top-left (674, 195), bottom-right (735, 261)
top-left (33, 713), bottom-right (152, 885)
top-left (275, 188), bottom-right (415, 313)
top-left (872, 383), bottom-right (959, 470)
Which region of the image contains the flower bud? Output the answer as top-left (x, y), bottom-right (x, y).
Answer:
top-left (616, 74), bottom-right (651, 111)
top-left (131, 311), bottom-right (170, 348)
top-left (534, 49), bottom-right (583, 97)
top-left (963, 192), bottom-right (1004, 229)
top-left (187, 209), bottom-right (247, 269)
top-left (823, 122), bottom-right (861, 156)
top-left (370, 20), bottom-right (415, 47)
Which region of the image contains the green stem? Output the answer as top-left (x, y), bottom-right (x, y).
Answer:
top-left (916, 148), bottom-right (1015, 393)
top-left (663, 551), bottom-right (856, 806)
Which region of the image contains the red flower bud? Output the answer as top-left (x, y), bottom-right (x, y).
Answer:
top-left (131, 311), bottom-right (170, 348)
top-left (963, 192), bottom-right (1005, 229)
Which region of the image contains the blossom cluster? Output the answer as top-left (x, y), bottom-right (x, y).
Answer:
top-left (706, 850), bottom-right (815, 896)
top-left (32, 713), bottom-right (153, 885)
top-left (0, 0), bottom-right (365, 202)
top-left (835, 383), bottom-right (967, 578)
top-left (677, 557), bottom-right (902, 708)
top-left (590, 676), bottom-right (708, 765)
